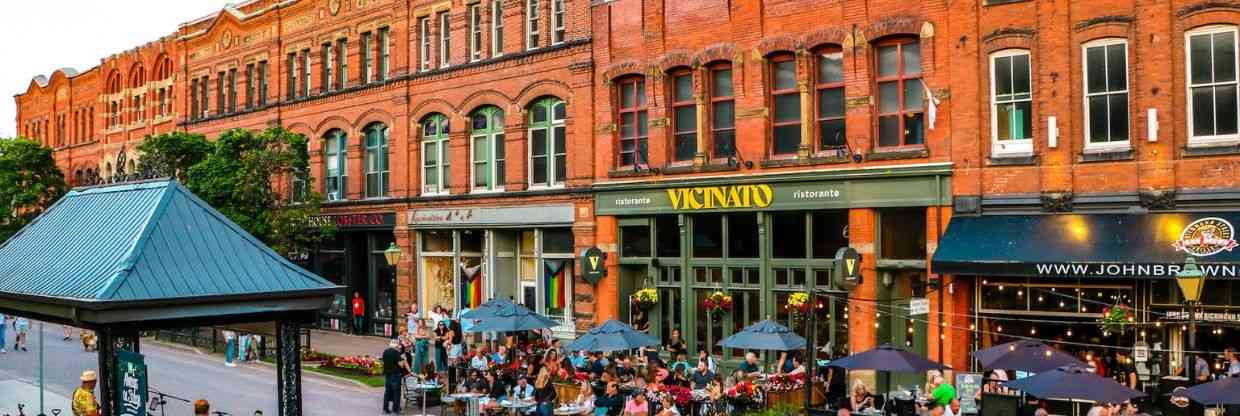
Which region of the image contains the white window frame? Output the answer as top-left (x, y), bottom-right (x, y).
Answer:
top-left (421, 117), bottom-right (451, 196)
top-left (420, 17), bottom-right (432, 72)
top-left (1186, 25), bottom-right (1240, 146)
top-left (551, 0), bottom-right (566, 45)
top-left (491, 0), bottom-right (504, 57)
top-left (526, 0), bottom-right (540, 50)
top-left (1082, 38), bottom-right (1131, 151)
top-left (989, 49), bottom-right (1034, 156)
top-left (469, 4), bottom-right (483, 62)
top-left (378, 27), bottom-right (390, 81)
top-left (439, 12), bottom-right (451, 69)
top-left (360, 32), bottom-right (372, 84)
top-left (470, 110), bottom-right (506, 193)
top-left (527, 99), bottom-right (567, 189)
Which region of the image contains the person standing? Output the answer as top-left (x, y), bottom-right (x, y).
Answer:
top-left (72, 371), bottom-right (100, 416)
top-left (1195, 353), bottom-right (1211, 383)
top-left (382, 339), bottom-right (409, 414)
top-left (0, 312), bottom-right (7, 354)
top-left (14, 316), bottom-right (30, 352)
top-left (237, 333), bottom-right (251, 364)
top-left (352, 292), bottom-right (366, 335)
top-left (1114, 350), bottom-right (1137, 389)
top-left (406, 303), bottom-right (420, 337)
top-left (62, 325), bottom-right (72, 342)
top-left (1224, 347), bottom-right (1240, 377)
top-left (222, 330), bottom-right (237, 367)
top-left (414, 319), bottom-right (431, 374)
top-left (930, 374), bottom-right (956, 407)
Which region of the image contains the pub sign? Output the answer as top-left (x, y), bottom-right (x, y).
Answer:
top-left (581, 247), bottom-right (607, 284)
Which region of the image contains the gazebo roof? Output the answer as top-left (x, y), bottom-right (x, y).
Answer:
top-left (0, 180), bottom-right (341, 328)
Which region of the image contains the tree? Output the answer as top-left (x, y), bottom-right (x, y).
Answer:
top-left (136, 131), bottom-right (213, 181)
top-left (0, 138), bottom-right (67, 242)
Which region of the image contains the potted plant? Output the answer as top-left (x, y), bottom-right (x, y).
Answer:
top-left (632, 288), bottom-right (659, 310)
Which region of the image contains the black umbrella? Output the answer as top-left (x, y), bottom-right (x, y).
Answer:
top-left (566, 319), bottom-right (660, 352)
top-left (827, 344), bottom-right (947, 372)
top-left (464, 300), bottom-right (558, 332)
top-left (1182, 374), bottom-right (1240, 405)
top-left (971, 340), bottom-right (1086, 373)
top-left (1003, 366), bottom-right (1145, 403)
top-left (717, 319), bottom-right (807, 351)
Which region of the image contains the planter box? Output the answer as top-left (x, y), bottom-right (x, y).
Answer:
top-left (554, 382), bottom-right (581, 403)
top-left (766, 382), bottom-right (826, 409)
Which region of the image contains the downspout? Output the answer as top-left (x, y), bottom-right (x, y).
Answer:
top-left (936, 175), bottom-right (944, 366)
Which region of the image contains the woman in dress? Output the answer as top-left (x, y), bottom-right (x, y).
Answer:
top-left (414, 319), bottom-right (432, 374)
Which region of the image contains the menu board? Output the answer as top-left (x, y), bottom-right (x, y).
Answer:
top-left (955, 372), bottom-right (982, 414)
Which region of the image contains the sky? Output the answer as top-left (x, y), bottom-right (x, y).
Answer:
top-left (0, 1), bottom-right (234, 138)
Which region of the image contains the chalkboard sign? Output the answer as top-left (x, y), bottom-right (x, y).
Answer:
top-left (956, 372), bottom-right (982, 414)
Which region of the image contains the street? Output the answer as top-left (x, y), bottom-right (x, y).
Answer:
top-left (0, 323), bottom-right (387, 416)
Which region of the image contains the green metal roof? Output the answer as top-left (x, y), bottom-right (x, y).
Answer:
top-left (0, 180), bottom-right (340, 308)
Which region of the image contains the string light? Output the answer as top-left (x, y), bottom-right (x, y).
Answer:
top-left (1029, 327), bottom-right (1037, 335)
top-left (1066, 329), bottom-right (1073, 337)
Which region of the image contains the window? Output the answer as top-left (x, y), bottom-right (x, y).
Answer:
top-left (492, 0), bottom-right (504, 56)
top-left (770, 54), bottom-right (801, 155)
top-left (216, 72), bottom-right (225, 114)
top-left (1187, 26), bottom-right (1239, 143)
top-left (336, 38), bottom-right (347, 89)
top-left (817, 49), bottom-right (846, 150)
top-left (1084, 40), bottom-right (1129, 148)
top-left (323, 129), bottom-right (347, 201)
top-left (991, 49), bottom-right (1033, 154)
top-left (529, 97), bottom-right (566, 187)
top-left (551, 0), bottom-right (566, 44)
top-left (199, 76), bottom-right (209, 117)
top-left (419, 17), bottom-right (432, 72)
top-left (245, 63), bottom-right (255, 109)
top-left (291, 140), bottom-right (309, 203)
top-left (258, 60), bottom-right (268, 106)
top-left (301, 49), bottom-right (311, 98)
top-left (526, 0), bottom-right (540, 49)
top-left (422, 113), bottom-right (451, 194)
top-left (361, 32), bottom-right (372, 84)
top-left (191, 78), bottom-right (199, 118)
top-left (364, 123), bottom-right (390, 198)
top-left (471, 106), bottom-right (506, 191)
top-left (616, 77), bottom-right (647, 167)
top-left (439, 12), bottom-right (451, 68)
top-left (228, 68), bottom-right (237, 113)
top-left (322, 42), bottom-right (333, 93)
top-left (669, 70), bottom-right (696, 162)
top-left (287, 52), bottom-right (297, 100)
top-left (469, 4), bottom-right (483, 61)
top-left (377, 27), bottom-right (390, 81)
top-left (875, 39), bottom-right (924, 147)
top-left (710, 64), bottom-right (736, 158)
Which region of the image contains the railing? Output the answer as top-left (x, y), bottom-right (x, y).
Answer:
top-left (151, 327), bottom-right (310, 358)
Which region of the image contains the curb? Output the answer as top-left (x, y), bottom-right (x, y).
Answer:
top-left (143, 337), bottom-right (377, 390)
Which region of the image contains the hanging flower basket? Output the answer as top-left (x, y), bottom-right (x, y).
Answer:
top-left (632, 288), bottom-right (659, 310)
top-left (703, 290), bottom-right (733, 318)
top-left (1099, 303), bottom-right (1134, 334)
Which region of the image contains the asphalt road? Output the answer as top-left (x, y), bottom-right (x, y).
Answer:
top-left (0, 322), bottom-right (390, 416)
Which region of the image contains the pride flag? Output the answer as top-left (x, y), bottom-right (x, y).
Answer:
top-left (461, 264), bottom-right (483, 309)
top-left (544, 260), bottom-right (567, 309)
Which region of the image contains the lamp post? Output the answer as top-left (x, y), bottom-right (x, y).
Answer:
top-left (1176, 257), bottom-right (1205, 385)
top-left (384, 242), bottom-right (403, 339)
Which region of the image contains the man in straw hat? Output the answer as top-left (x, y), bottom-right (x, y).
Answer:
top-left (72, 370), bottom-right (100, 416)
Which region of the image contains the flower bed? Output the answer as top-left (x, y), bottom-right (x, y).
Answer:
top-left (325, 354), bottom-right (384, 376)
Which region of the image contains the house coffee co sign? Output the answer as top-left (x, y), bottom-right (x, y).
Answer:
top-left (308, 213), bottom-right (396, 229)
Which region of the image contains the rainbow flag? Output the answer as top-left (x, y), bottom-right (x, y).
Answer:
top-left (544, 260), bottom-right (567, 309)
top-left (461, 264), bottom-right (483, 308)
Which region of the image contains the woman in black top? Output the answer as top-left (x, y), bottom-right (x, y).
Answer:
top-left (434, 321), bottom-right (450, 373)
top-left (665, 329), bottom-right (687, 357)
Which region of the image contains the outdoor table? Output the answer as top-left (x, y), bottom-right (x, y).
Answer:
top-left (408, 381), bottom-right (443, 416)
top-left (500, 399), bottom-right (538, 416)
top-left (554, 404), bottom-right (591, 415)
top-left (451, 392), bottom-right (487, 416)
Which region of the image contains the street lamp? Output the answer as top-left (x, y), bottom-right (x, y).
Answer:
top-left (384, 242), bottom-right (403, 339)
top-left (1176, 257), bottom-right (1205, 384)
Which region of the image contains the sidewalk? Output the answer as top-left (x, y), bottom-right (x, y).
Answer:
top-left (307, 329), bottom-right (391, 358)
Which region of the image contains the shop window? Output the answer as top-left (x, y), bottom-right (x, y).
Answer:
top-left (420, 231), bottom-right (455, 312)
top-left (616, 76), bottom-right (648, 168)
top-left (620, 224), bottom-right (652, 257)
top-left (695, 289), bottom-right (725, 356)
top-left (692, 214), bottom-right (723, 258)
top-left (422, 230), bottom-right (453, 252)
top-left (879, 209), bottom-right (926, 260)
top-left (658, 266), bottom-right (682, 284)
top-left (317, 248), bottom-right (348, 316)
top-left (769, 54), bottom-right (801, 155)
top-left (323, 129), bottom-right (347, 201)
top-left (727, 213), bottom-right (759, 258)
top-left (812, 211), bottom-right (850, 259)
top-left (773, 267), bottom-right (807, 287)
top-left (471, 106), bottom-right (507, 192)
top-left (710, 63), bottom-right (736, 158)
top-left (729, 267), bottom-right (760, 286)
top-left (729, 290), bottom-right (761, 358)
top-left (669, 69), bottom-right (697, 162)
top-left (1187, 26), bottom-right (1239, 144)
top-left (875, 38), bottom-right (924, 147)
top-left (371, 234), bottom-right (397, 333)
top-left (460, 230), bottom-right (484, 253)
top-left (655, 215), bottom-right (681, 258)
top-left (991, 49), bottom-right (1033, 154)
top-left (543, 228), bottom-right (574, 253)
top-left (816, 48), bottom-right (846, 150)
top-left (693, 267), bottom-right (723, 284)
top-left (658, 286), bottom-right (682, 345)
top-left (771, 211), bottom-right (807, 259)
top-left (528, 97), bottom-right (567, 187)
top-left (1084, 40), bottom-right (1129, 148)
top-left (1150, 279), bottom-right (1175, 305)
top-left (422, 113), bottom-right (451, 194)
top-left (364, 123), bottom-right (390, 198)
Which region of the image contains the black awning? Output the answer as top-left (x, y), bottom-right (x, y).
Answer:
top-left (931, 212), bottom-right (1240, 279)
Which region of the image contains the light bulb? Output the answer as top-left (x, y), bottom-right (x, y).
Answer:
top-left (1066, 329), bottom-right (1073, 337)
top-left (997, 325), bottom-right (1004, 332)
top-left (1030, 328), bottom-right (1037, 335)
top-left (969, 324), bottom-right (976, 331)
top-left (875, 322), bottom-right (880, 328)
top-left (1017, 290), bottom-right (1023, 297)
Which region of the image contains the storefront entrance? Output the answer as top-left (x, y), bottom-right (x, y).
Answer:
top-left (305, 212), bottom-right (398, 336)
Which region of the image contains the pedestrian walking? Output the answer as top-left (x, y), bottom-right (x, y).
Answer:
top-left (0, 312), bottom-right (7, 354)
top-left (223, 330), bottom-right (237, 367)
top-left (352, 292), bottom-right (366, 335)
top-left (381, 339), bottom-right (409, 414)
top-left (72, 370), bottom-right (100, 416)
top-left (238, 333), bottom-right (251, 363)
top-left (14, 316), bottom-right (30, 351)
top-left (62, 325), bottom-right (72, 341)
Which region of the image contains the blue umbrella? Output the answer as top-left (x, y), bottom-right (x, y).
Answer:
top-left (460, 298), bottom-right (514, 320)
top-left (971, 340), bottom-right (1085, 372)
top-left (827, 344), bottom-right (947, 372)
top-left (464, 300), bottom-right (558, 332)
top-left (566, 319), bottom-right (660, 352)
top-left (1003, 366), bottom-right (1144, 403)
top-left (1182, 374), bottom-right (1240, 405)
top-left (717, 319), bottom-right (806, 351)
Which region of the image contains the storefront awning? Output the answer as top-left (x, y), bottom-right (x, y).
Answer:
top-left (931, 212), bottom-right (1240, 279)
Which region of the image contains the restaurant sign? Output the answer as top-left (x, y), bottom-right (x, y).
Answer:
top-left (309, 212), bottom-right (396, 229)
top-left (116, 350), bottom-right (148, 416)
top-left (595, 175), bottom-right (948, 215)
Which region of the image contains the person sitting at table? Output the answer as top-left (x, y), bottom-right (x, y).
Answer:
top-left (473, 348), bottom-right (492, 371)
top-left (486, 371), bottom-right (506, 400)
top-left (514, 376), bottom-right (537, 402)
top-left (849, 380), bottom-right (874, 413)
top-left (725, 369), bottom-right (744, 388)
top-left (651, 367), bottom-right (671, 391)
top-left (786, 354), bottom-right (806, 375)
top-left (616, 355), bottom-right (637, 382)
top-left (624, 390), bottom-right (650, 416)
top-left (671, 352), bottom-right (691, 374)
top-left (666, 330), bottom-right (688, 358)
top-left (573, 379), bottom-right (597, 415)
top-left (656, 393), bottom-right (679, 416)
top-left (697, 350), bottom-right (717, 375)
top-left (632, 373), bottom-right (648, 391)
top-left (737, 352), bottom-right (762, 379)
top-left (535, 371), bottom-right (558, 416)
top-left (945, 399), bottom-right (961, 416)
top-left (927, 402), bottom-right (945, 416)
top-left (690, 361), bottom-right (715, 390)
top-left (571, 350), bottom-right (589, 370)
top-left (595, 382), bottom-right (625, 416)
top-left (591, 353), bottom-right (609, 377)
top-left (494, 345), bottom-right (510, 366)
top-left (776, 351), bottom-right (795, 375)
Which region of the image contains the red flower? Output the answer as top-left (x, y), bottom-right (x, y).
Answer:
top-left (704, 299), bottom-right (715, 310)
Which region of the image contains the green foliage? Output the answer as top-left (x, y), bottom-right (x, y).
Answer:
top-left (0, 138), bottom-right (67, 242)
top-left (136, 131), bottom-right (213, 181)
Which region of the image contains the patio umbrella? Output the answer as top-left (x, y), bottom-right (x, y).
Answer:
top-left (464, 300), bottom-right (558, 332)
top-left (717, 319), bottom-right (807, 351)
top-left (565, 319), bottom-right (660, 352)
top-left (827, 344), bottom-right (947, 372)
top-left (1181, 374), bottom-right (1240, 405)
top-left (971, 340), bottom-right (1085, 373)
top-left (460, 297), bottom-right (514, 320)
top-left (1003, 366), bottom-right (1145, 403)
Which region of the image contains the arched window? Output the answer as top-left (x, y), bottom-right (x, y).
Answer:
top-left (323, 129), bottom-right (347, 201)
top-left (129, 64), bottom-right (146, 123)
top-left (529, 97), bottom-right (566, 187)
top-left (75, 169), bottom-right (83, 186)
top-left (364, 123), bottom-right (390, 198)
top-left (422, 113), bottom-right (451, 194)
top-left (106, 71), bottom-right (122, 127)
top-left (105, 162), bottom-right (113, 180)
top-left (470, 106), bottom-right (506, 191)
top-left (615, 76), bottom-right (647, 167)
top-left (291, 138), bottom-right (309, 203)
top-left (768, 52), bottom-right (800, 155)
